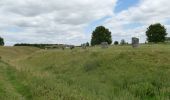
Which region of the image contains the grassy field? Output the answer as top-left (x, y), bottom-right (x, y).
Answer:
top-left (0, 44), bottom-right (170, 100)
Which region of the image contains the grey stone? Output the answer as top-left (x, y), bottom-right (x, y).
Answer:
top-left (101, 42), bottom-right (108, 48)
top-left (70, 45), bottom-right (75, 50)
top-left (82, 44), bottom-right (87, 49)
top-left (61, 46), bottom-right (65, 50)
top-left (132, 37), bottom-right (139, 48)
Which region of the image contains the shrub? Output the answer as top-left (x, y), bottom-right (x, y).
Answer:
top-left (114, 41), bottom-right (119, 45)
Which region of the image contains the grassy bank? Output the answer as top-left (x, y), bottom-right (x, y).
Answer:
top-left (0, 44), bottom-right (170, 100)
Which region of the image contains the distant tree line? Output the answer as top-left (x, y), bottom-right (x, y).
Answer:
top-left (91, 23), bottom-right (168, 46)
top-left (81, 42), bottom-right (90, 47)
top-left (14, 43), bottom-right (63, 48)
top-left (165, 37), bottom-right (170, 42)
top-left (0, 23), bottom-right (168, 47)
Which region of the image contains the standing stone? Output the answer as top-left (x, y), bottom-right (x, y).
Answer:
top-left (101, 42), bottom-right (108, 48)
top-left (61, 45), bottom-right (65, 50)
top-left (132, 37), bottom-right (139, 48)
top-left (82, 44), bottom-right (87, 49)
top-left (70, 45), bottom-right (75, 50)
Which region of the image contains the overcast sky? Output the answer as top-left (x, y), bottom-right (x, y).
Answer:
top-left (0, 0), bottom-right (170, 45)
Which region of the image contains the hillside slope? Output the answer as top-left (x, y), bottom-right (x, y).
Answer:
top-left (0, 46), bottom-right (40, 62)
top-left (0, 45), bottom-right (170, 100)
top-left (0, 46), bottom-right (39, 100)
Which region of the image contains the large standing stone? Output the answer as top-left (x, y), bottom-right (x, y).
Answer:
top-left (132, 37), bottom-right (139, 48)
top-left (82, 44), bottom-right (87, 49)
top-left (101, 42), bottom-right (108, 48)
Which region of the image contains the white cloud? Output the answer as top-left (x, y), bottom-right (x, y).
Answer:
top-left (105, 0), bottom-right (170, 43)
top-left (116, 0), bottom-right (170, 24)
top-left (0, 0), bottom-right (117, 45)
top-left (0, 0), bottom-right (170, 45)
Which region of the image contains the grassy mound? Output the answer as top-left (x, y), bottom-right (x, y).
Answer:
top-left (0, 46), bottom-right (39, 62)
top-left (0, 44), bottom-right (170, 100)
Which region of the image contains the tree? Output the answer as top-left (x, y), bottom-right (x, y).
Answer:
top-left (86, 42), bottom-right (90, 46)
top-left (146, 23), bottom-right (167, 43)
top-left (114, 41), bottom-right (119, 45)
top-left (0, 37), bottom-right (4, 46)
top-left (91, 26), bottom-right (112, 46)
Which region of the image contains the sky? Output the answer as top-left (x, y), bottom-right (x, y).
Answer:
top-left (0, 0), bottom-right (170, 46)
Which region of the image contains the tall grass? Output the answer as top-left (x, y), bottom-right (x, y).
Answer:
top-left (0, 44), bottom-right (170, 100)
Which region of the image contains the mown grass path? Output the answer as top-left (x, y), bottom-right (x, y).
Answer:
top-left (0, 60), bottom-right (32, 100)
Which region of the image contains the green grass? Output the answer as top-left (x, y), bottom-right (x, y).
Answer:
top-left (0, 44), bottom-right (170, 100)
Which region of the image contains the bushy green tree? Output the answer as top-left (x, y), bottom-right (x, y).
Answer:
top-left (86, 42), bottom-right (90, 46)
top-left (114, 41), bottom-right (119, 45)
top-left (0, 37), bottom-right (4, 46)
top-left (146, 23), bottom-right (167, 43)
top-left (91, 26), bottom-right (112, 46)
